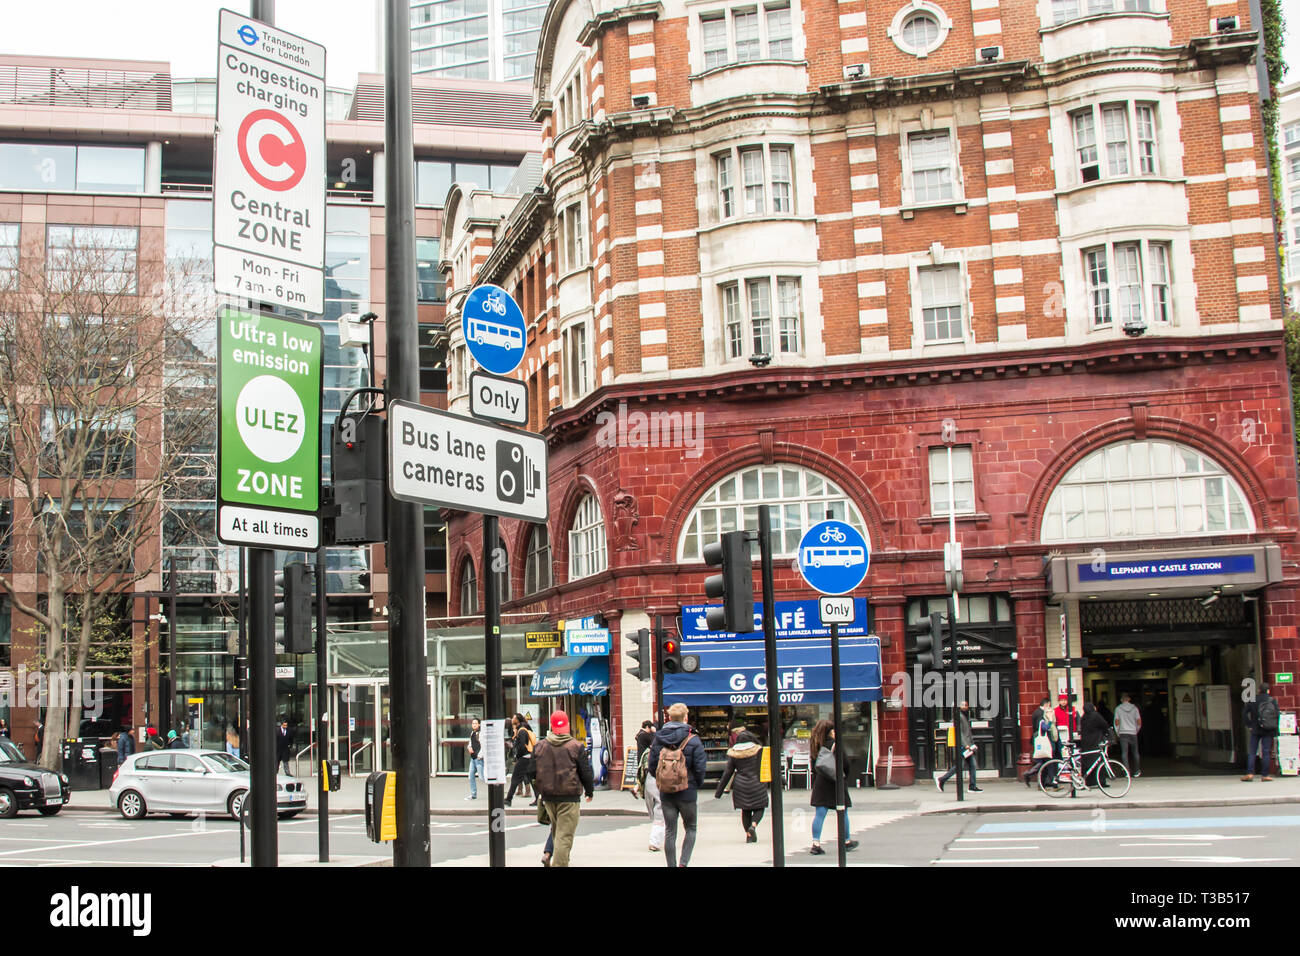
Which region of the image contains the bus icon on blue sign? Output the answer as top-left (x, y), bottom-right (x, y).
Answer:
top-left (797, 520), bottom-right (869, 595)
top-left (463, 284), bottom-right (526, 375)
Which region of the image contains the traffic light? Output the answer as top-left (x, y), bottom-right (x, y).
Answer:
top-left (625, 627), bottom-right (651, 681)
top-left (661, 632), bottom-right (684, 674)
top-left (275, 560), bottom-right (313, 654)
top-left (330, 412), bottom-right (386, 544)
top-left (914, 611), bottom-right (946, 672)
top-left (233, 656), bottom-right (248, 692)
top-left (703, 530), bottom-right (755, 633)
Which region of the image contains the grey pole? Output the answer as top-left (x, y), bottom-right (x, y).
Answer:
top-left (756, 506), bottom-right (784, 866)
top-left (315, 551), bottom-right (329, 862)
top-left (831, 621), bottom-right (846, 867)
top-left (383, 0), bottom-right (431, 867)
top-left (483, 516), bottom-right (505, 867)
top-left (247, 0), bottom-right (278, 869)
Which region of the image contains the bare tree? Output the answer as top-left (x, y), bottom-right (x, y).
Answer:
top-left (0, 229), bottom-right (215, 768)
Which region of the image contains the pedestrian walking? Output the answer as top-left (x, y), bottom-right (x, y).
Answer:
top-left (807, 719), bottom-right (858, 855)
top-left (116, 727), bottom-right (135, 764)
top-left (1054, 694), bottom-right (1078, 744)
top-left (533, 710), bottom-right (593, 867)
top-left (634, 719), bottom-right (656, 764)
top-left (166, 729), bottom-right (184, 749)
top-left (648, 702), bottom-right (707, 868)
top-left (1113, 692), bottom-right (1142, 777)
top-left (1022, 699), bottom-right (1055, 787)
top-left (0, 718), bottom-right (9, 737)
top-left (504, 713), bottom-right (537, 806)
top-left (636, 745), bottom-right (665, 852)
top-left (466, 717), bottom-right (485, 800)
top-left (713, 727), bottom-right (768, 843)
top-left (226, 726), bottom-right (241, 758)
top-left (937, 701), bottom-right (981, 792)
top-left (1079, 701), bottom-right (1111, 786)
top-left (276, 719), bottom-right (293, 774)
top-left (1242, 684), bottom-right (1281, 781)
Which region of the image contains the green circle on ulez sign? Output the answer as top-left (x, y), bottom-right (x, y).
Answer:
top-left (219, 308), bottom-right (322, 513)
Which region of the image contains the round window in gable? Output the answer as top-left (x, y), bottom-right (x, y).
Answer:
top-left (889, 2), bottom-right (952, 57)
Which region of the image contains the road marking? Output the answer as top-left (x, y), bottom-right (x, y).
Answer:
top-left (936, 854), bottom-right (1288, 864)
top-left (0, 825), bottom-right (233, 857)
top-left (950, 844), bottom-right (1038, 851)
top-left (954, 833), bottom-right (1263, 842)
top-left (1120, 842), bottom-right (1212, 847)
top-left (0, 836), bottom-right (86, 843)
top-left (975, 815), bottom-right (1300, 834)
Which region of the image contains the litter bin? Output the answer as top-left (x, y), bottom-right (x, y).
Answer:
top-left (61, 738), bottom-right (102, 791)
top-left (98, 748), bottom-right (119, 788)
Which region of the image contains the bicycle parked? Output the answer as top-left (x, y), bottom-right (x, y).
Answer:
top-left (1037, 739), bottom-right (1131, 798)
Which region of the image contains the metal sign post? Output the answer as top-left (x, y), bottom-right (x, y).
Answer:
top-left (756, 506), bottom-right (784, 867)
top-left (483, 514), bottom-right (506, 867)
top-left (382, 0), bottom-right (432, 867)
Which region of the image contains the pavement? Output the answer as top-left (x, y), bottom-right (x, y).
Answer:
top-left (63, 768), bottom-right (1300, 818)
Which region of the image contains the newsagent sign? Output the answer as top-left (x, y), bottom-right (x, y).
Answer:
top-left (217, 308), bottom-right (322, 549)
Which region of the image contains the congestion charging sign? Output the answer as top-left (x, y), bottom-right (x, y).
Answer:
top-left (213, 9), bottom-right (326, 313)
top-left (217, 308), bottom-right (323, 550)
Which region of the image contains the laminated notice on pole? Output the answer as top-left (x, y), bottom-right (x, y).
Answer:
top-left (482, 718), bottom-right (507, 785)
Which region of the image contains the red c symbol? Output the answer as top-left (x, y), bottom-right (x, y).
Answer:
top-left (237, 108), bottom-right (307, 192)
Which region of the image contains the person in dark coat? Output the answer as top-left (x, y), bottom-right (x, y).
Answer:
top-left (276, 719), bottom-right (293, 774)
top-left (1079, 701), bottom-right (1111, 786)
top-left (634, 720), bottom-right (656, 763)
top-left (713, 728), bottom-right (769, 843)
top-left (116, 728), bottom-right (135, 764)
top-left (808, 719), bottom-right (858, 856)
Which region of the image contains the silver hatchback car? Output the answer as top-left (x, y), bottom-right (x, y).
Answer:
top-left (109, 750), bottom-right (308, 820)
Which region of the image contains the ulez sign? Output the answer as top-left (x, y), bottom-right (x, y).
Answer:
top-left (217, 307), bottom-right (322, 549)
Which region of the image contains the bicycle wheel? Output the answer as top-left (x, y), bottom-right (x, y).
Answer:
top-left (1037, 760), bottom-right (1070, 797)
top-left (1096, 756), bottom-right (1131, 798)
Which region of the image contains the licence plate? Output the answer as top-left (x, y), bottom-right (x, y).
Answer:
top-left (50, 797), bottom-right (63, 805)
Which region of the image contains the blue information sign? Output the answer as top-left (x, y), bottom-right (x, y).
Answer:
top-left (1077, 553), bottom-right (1256, 583)
top-left (796, 520), bottom-right (869, 595)
top-left (462, 284), bottom-right (526, 376)
top-left (681, 599), bottom-right (870, 642)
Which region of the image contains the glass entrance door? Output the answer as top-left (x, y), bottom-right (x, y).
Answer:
top-left (350, 684), bottom-right (377, 774)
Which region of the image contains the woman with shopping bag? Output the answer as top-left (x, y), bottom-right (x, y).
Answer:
top-left (1023, 698), bottom-right (1057, 786)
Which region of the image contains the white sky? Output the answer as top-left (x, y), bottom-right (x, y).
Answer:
top-left (1, 0), bottom-right (1296, 94)
top-left (5, 0), bottom-right (380, 87)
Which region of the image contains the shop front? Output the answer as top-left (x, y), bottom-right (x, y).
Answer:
top-left (326, 621), bottom-right (554, 776)
top-left (667, 599), bottom-right (883, 785)
top-left (1047, 544), bottom-right (1281, 773)
top-left (530, 653), bottom-right (612, 786)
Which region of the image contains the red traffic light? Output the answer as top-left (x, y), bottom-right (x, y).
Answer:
top-left (663, 639), bottom-right (677, 655)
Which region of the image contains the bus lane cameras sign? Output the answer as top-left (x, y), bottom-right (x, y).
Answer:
top-left (217, 308), bottom-right (323, 549)
top-left (213, 9), bottom-right (325, 313)
top-left (388, 401), bottom-right (548, 523)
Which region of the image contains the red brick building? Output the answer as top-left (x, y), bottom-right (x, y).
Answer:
top-left (441, 0), bottom-right (1297, 783)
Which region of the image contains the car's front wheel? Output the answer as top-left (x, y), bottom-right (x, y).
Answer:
top-left (0, 787), bottom-right (18, 819)
top-left (227, 789), bottom-right (247, 820)
top-left (38, 806), bottom-right (61, 816)
top-left (117, 789), bottom-right (147, 820)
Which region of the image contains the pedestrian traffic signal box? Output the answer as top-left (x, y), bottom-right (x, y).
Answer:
top-left (661, 633), bottom-right (684, 674)
top-left (330, 412), bottom-right (386, 544)
top-left (703, 531), bottom-right (755, 633)
top-left (626, 627), bottom-right (651, 681)
top-left (915, 611), bottom-right (946, 672)
top-left (275, 561), bottom-right (313, 654)
top-left (233, 656), bottom-right (248, 692)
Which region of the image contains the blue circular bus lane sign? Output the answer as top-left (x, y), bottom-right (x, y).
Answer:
top-left (797, 520), bottom-right (869, 595)
top-left (462, 283), bottom-right (526, 376)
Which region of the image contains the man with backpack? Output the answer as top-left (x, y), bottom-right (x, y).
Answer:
top-left (648, 702), bottom-right (707, 868)
top-left (1242, 684), bottom-right (1281, 781)
top-left (533, 711), bottom-right (593, 867)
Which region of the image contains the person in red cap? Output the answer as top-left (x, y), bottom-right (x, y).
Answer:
top-left (532, 710), bottom-right (593, 867)
top-left (1054, 694), bottom-right (1078, 746)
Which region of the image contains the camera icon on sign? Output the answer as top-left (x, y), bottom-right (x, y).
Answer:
top-left (496, 440), bottom-right (541, 504)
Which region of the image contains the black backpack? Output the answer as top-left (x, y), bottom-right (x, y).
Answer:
top-left (1257, 696), bottom-right (1280, 733)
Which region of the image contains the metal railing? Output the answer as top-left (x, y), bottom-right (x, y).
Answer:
top-left (0, 63), bottom-right (172, 110)
top-left (294, 741), bottom-right (316, 779)
top-left (348, 740), bottom-right (373, 776)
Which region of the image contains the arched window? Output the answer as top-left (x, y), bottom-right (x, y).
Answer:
top-left (524, 525), bottom-right (552, 594)
top-left (678, 464), bottom-right (868, 561)
top-left (1041, 440), bottom-right (1254, 542)
top-left (459, 558), bottom-right (478, 615)
top-left (568, 494), bottom-right (607, 580)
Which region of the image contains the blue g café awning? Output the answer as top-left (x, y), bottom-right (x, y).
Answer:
top-left (529, 655), bottom-right (609, 697)
top-left (663, 636), bottom-right (883, 706)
